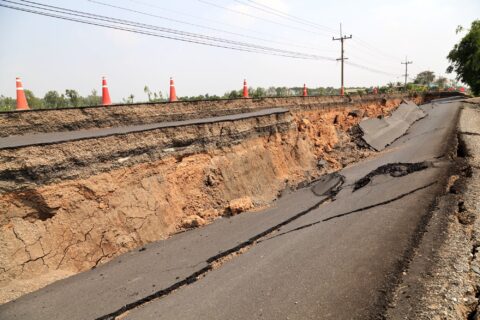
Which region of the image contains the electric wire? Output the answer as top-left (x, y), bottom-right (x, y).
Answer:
top-left (234, 0), bottom-right (335, 33)
top-left (4, 0), bottom-right (336, 60)
top-left (0, 0), bottom-right (403, 77)
top-left (197, 0), bottom-right (332, 38)
top-left (0, 2), bottom-right (325, 59)
top-left (231, 0), bottom-right (406, 65)
top-left (87, 0), bottom-right (332, 52)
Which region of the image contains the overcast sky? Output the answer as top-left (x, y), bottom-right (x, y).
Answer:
top-left (0, 0), bottom-right (478, 102)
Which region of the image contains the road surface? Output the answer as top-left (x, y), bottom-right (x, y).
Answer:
top-left (0, 108), bottom-right (287, 149)
top-left (0, 99), bottom-right (461, 319)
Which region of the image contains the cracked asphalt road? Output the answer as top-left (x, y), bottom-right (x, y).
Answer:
top-left (0, 99), bottom-right (462, 320)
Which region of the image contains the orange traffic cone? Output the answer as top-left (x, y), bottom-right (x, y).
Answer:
top-left (242, 79), bottom-right (249, 98)
top-left (169, 77), bottom-right (177, 102)
top-left (16, 77), bottom-right (29, 110)
top-left (303, 84), bottom-right (308, 97)
top-left (102, 76), bottom-right (112, 106)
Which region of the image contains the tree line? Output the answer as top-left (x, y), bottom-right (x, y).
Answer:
top-left (0, 81), bottom-right (456, 112)
top-left (0, 89), bottom-right (102, 111)
top-left (0, 70), bottom-right (467, 112)
top-left (0, 86), bottom-right (346, 111)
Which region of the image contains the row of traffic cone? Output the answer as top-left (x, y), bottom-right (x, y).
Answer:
top-left (14, 76), bottom-right (179, 110)
top-left (14, 77), bottom-right (116, 110)
top-left (13, 77), bottom-right (313, 111)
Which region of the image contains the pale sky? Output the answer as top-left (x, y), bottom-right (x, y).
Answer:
top-left (0, 0), bottom-right (478, 102)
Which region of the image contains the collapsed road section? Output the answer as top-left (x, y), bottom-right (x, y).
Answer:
top-left (0, 93), bottom-right (467, 318)
top-left (0, 95), bottom-right (466, 320)
top-left (0, 93), bottom-right (423, 303)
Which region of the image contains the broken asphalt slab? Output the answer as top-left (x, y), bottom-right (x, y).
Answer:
top-left (359, 100), bottom-right (426, 151)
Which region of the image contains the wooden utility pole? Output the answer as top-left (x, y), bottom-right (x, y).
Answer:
top-left (401, 57), bottom-right (413, 90)
top-left (333, 23), bottom-right (352, 96)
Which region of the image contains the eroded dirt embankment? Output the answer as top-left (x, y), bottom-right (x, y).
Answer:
top-left (0, 93), bottom-right (414, 138)
top-left (0, 94), bottom-right (420, 303)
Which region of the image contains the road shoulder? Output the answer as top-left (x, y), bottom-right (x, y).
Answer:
top-left (386, 102), bottom-right (480, 319)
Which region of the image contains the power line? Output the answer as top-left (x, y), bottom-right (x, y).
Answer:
top-left (241, 0), bottom-right (336, 33)
top-left (345, 61), bottom-right (399, 77)
top-left (0, 2), bottom-right (325, 59)
top-left (197, 0), bottom-right (331, 38)
top-left (0, 0), bottom-right (402, 79)
top-left (237, 0), bottom-right (404, 65)
top-left (351, 38), bottom-right (402, 62)
top-left (124, 0), bottom-right (320, 46)
top-left (4, 0), bottom-right (335, 60)
top-left (232, 0), bottom-right (333, 34)
top-left (87, 0), bottom-right (331, 52)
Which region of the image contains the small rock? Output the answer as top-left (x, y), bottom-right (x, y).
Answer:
top-left (298, 118), bottom-right (311, 131)
top-left (472, 265), bottom-right (480, 275)
top-left (457, 210), bottom-right (475, 225)
top-left (228, 197), bottom-right (254, 215)
top-left (181, 215), bottom-right (206, 228)
top-left (348, 110), bottom-right (363, 118)
top-left (198, 209), bottom-right (218, 219)
top-left (317, 159), bottom-right (328, 169)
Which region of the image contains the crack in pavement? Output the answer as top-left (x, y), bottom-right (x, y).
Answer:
top-left (353, 162), bottom-right (432, 191)
top-left (95, 176), bottom-right (345, 320)
top-left (262, 181), bottom-right (438, 243)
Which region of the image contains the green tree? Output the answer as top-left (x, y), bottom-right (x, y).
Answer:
top-left (251, 87), bottom-right (266, 98)
top-left (144, 85), bottom-right (152, 101)
top-left (144, 85), bottom-right (165, 102)
top-left (122, 94), bottom-right (135, 104)
top-left (81, 89), bottom-right (102, 106)
top-left (65, 89), bottom-right (80, 107)
top-left (225, 90), bottom-right (241, 99)
top-left (24, 90), bottom-right (44, 109)
top-left (0, 95), bottom-right (16, 111)
top-left (44, 90), bottom-right (67, 108)
top-left (266, 86), bottom-right (277, 97)
top-left (435, 77), bottom-right (448, 89)
top-left (414, 71), bottom-right (436, 86)
top-left (447, 20), bottom-right (480, 95)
